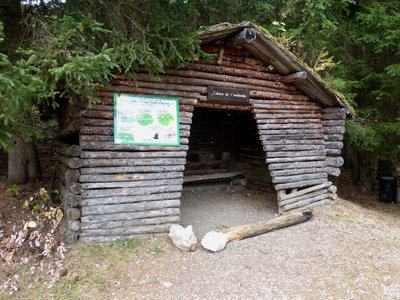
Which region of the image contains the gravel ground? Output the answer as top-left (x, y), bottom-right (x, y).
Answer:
top-left (103, 192), bottom-right (400, 300)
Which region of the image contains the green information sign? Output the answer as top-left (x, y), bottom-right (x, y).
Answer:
top-left (114, 93), bottom-right (180, 146)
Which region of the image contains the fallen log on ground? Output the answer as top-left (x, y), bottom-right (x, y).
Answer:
top-left (223, 210), bottom-right (312, 242)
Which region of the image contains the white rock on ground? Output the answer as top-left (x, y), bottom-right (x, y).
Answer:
top-left (168, 224), bottom-right (197, 251)
top-left (201, 231), bottom-right (228, 252)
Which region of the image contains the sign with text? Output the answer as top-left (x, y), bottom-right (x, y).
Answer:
top-left (207, 86), bottom-right (249, 103)
top-left (114, 93), bottom-right (180, 146)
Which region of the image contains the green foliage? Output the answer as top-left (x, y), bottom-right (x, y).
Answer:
top-left (22, 187), bottom-right (51, 212)
top-left (6, 184), bottom-right (21, 196)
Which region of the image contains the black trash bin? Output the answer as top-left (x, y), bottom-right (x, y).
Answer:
top-left (379, 176), bottom-right (398, 203)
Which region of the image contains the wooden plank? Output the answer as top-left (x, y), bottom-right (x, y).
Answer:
top-left (80, 171), bottom-right (183, 183)
top-left (82, 199), bottom-right (181, 215)
top-left (81, 215), bottom-right (180, 230)
top-left (81, 208), bottom-right (180, 223)
top-left (80, 165), bottom-right (185, 175)
top-left (81, 192), bottom-right (181, 206)
top-left (80, 151), bottom-right (187, 159)
top-left (81, 178), bottom-right (183, 190)
top-left (183, 171), bottom-right (244, 183)
top-left (274, 178), bottom-right (328, 191)
top-left (82, 184), bottom-right (183, 198)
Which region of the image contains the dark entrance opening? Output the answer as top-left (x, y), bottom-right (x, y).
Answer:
top-left (181, 107), bottom-right (278, 237)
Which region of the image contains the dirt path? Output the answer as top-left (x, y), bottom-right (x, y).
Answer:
top-left (9, 195), bottom-right (400, 300)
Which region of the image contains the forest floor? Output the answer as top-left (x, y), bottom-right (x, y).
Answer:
top-left (1, 148), bottom-right (400, 299)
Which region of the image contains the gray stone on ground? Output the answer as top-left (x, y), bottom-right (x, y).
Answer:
top-left (168, 224), bottom-right (197, 251)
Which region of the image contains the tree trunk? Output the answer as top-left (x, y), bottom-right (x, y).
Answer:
top-left (8, 136), bottom-right (41, 184)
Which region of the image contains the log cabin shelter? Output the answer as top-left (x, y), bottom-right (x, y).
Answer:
top-left (56, 22), bottom-right (351, 243)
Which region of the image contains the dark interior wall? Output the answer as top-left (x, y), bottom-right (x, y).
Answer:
top-left (185, 107), bottom-right (272, 186)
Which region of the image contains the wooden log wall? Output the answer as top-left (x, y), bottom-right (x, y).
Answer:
top-left (56, 41), bottom-right (348, 242)
top-left (55, 143), bottom-right (82, 244)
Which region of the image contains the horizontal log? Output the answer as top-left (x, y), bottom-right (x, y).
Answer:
top-left (326, 149), bottom-right (342, 156)
top-left (272, 172), bottom-right (327, 184)
top-left (83, 184), bottom-right (183, 198)
top-left (72, 157), bottom-right (186, 168)
top-left (327, 167), bottom-right (341, 177)
top-left (80, 165), bottom-right (185, 175)
top-left (322, 107), bottom-right (348, 114)
top-left (260, 134), bottom-right (324, 141)
top-left (112, 79), bottom-right (207, 94)
top-left (266, 150), bottom-right (325, 158)
top-left (251, 103), bottom-right (319, 110)
top-left (264, 144), bottom-right (325, 152)
top-left (266, 156), bottom-right (326, 164)
top-left (82, 178), bottom-right (183, 190)
top-left (268, 161), bottom-right (326, 171)
top-left (324, 134), bottom-right (343, 141)
top-left (195, 101), bottom-right (251, 111)
top-left (328, 185), bottom-right (337, 193)
top-left (101, 86), bottom-right (201, 100)
top-left (270, 167), bottom-right (327, 177)
top-left (58, 118), bottom-right (82, 138)
top-left (327, 193), bottom-right (338, 200)
top-left (57, 155), bottom-right (81, 169)
top-left (288, 199), bottom-right (333, 212)
top-left (59, 182), bottom-right (82, 207)
top-left (55, 164), bottom-right (80, 185)
top-left (82, 199), bottom-right (180, 216)
top-left (198, 58), bottom-right (273, 73)
top-left (80, 171), bottom-right (183, 183)
top-left (274, 178), bottom-right (328, 191)
top-left (279, 71), bottom-right (307, 83)
top-left (323, 142), bottom-right (344, 149)
top-left (91, 104), bottom-right (113, 111)
top-left (279, 189), bottom-right (328, 206)
top-left (100, 95), bottom-right (198, 106)
top-left (81, 126), bottom-right (113, 135)
top-left (81, 208), bottom-right (180, 223)
top-left (80, 151), bottom-right (187, 159)
top-left (63, 229), bottom-right (79, 244)
top-left (68, 220), bottom-right (81, 232)
top-left (326, 156), bottom-right (344, 167)
top-left (282, 193), bottom-right (329, 211)
top-left (82, 109), bottom-right (112, 119)
top-left (261, 139), bottom-right (324, 146)
top-left (257, 123), bottom-right (322, 130)
top-left (254, 113), bottom-right (321, 119)
top-left (250, 99), bottom-right (315, 106)
top-left (259, 129), bottom-right (323, 135)
top-left (56, 144), bottom-right (82, 157)
top-left (255, 118), bottom-right (320, 124)
top-left (322, 126), bottom-right (345, 134)
top-left (322, 120), bottom-right (345, 127)
top-left (249, 91), bottom-right (309, 101)
top-left (321, 112), bottom-right (346, 120)
top-left (165, 69), bottom-right (296, 91)
top-left (80, 140), bottom-right (188, 152)
top-left (80, 224), bottom-right (173, 238)
top-left (81, 215), bottom-right (180, 230)
top-left (65, 207), bottom-right (81, 220)
top-left (280, 181), bottom-right (332, 200)
top-left (223, 210), bottom-right (312, 242)
top-left (81, 192), bottom-right (181, 206)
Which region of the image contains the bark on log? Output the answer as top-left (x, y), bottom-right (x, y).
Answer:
top-left (322, 126), bottom-right (345, 134)
top-left (112, 79), bottom-right (207, 94)
top-left (326, 157), bottom-right (344, 167)
top-left (274, 178), bottom-right (327, 191)
top-left (80, 165), bottom-right (185, 175)
top-left (257, 123), bottom-right (322, 130)
top-left (82, 184), bottom-right (183, 198)
top-left (65, 207), bottom-right (81, 220)
top-left (81, 215), bottom-right (180, 230)
top-left (77, 158), bottom-right (186, 168)
top-left (327, 167), bottom-right (341, 177)
top-left (321, 112), bottom-right (346, 120)
top-left (58, 118), bottom-right (82, 138)
top-left (57, 155), bottom-right (81, 169)
top-left (261, 139), bottom-right (324, 146)
top-left (324, 134), bottom-right (343, 141)
top-left (266, 150), bottom-right (325, 158)
top-left (196, 101), bottom-right (251, 111)
top-left (256, 118), bottom-right (320, 124)
top-left (223, 210), bottom-right (312, 242)
top-left (79, 140), bottom-right (189, 152)
top-left (68, 220), bottom-right (81, 232)
top-left (270, 167), bottom-right (327, 177)
top-left (82, 199), bottom-right (180, 215)
top-left (267, 156), bottom-right (325, 164)
top-left (326, 149), bottom-right (342, 156)
top-left (254, 113), bottom-right (321, 119)
top-left (260, 134), bottom-right (324, 141)
top-left (81, 208), bottom-right (180, 223)
top-left (80, 224), bottom-right (173, 238)
top-left (81, 192), bottom-right (181, 206)
top-left (272, 172), bottom-right (327, 184)
top-left (59, 182), bottom-right (82, 207)
top-left (82, 178), bottom-right (183, 189)
top-left (263, 144), bottom-right (324, 152)
top-left (322, 120), bottom-right (345, 127)
top-left (55, 164), bottom-right (80, 185)
top-left (268, 161), bottom-right (326, 171)
top-left (280, 181), bottom-right (332, 200)
top-left (80, 151), bottom-right (187, 159)
top-left (259, 129), bottom-right (323, 135)
top-left (322, 107), bottom-right (348, 114)
top-left (279, 189), bottom-right (328, 206)
top-left (282, 193), bottom-right (329, 211)
top-left (101, 86), bottom-right (201, 100)
top-left (279, 71), bottom-right (307, 83)
top-left (323, 142), bottom-right (344, 149)
top-left (251, 103), bottom-right (319, 110)
top-left (249, 91), bottom-right (308, 101)
top-left (80, 171), bottom-right (183, 183)
top-left (56, 144), bottom-right (82, 157)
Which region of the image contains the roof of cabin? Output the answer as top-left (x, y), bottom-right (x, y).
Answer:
top-left (198, 22), bottom-right (351, 111)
